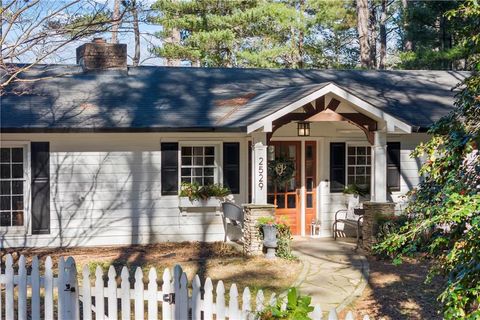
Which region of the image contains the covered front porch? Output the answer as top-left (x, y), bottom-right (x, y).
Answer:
top-left (247, 83), bottom-right (412, 237)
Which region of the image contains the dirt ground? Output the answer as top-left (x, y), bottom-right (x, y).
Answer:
top-left (341, 256), bottom-right (443, 320)
top-left (4, 242), bottom-right (301, 297)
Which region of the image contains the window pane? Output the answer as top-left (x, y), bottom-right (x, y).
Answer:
top-left (205, 156), bottom-right (214, 166)
top-left (287, 194), bottom-right (296, 208)
top-left (11, 148), bottom-right (23, 162)
top-left (0, 196), bottom-right (11, 210)
top-left (0, 212), bottom-right (11, 226)
top-left (356, 167), bottom-right (365, 175)
top-left (204, 177), bottom-right (214, 185)
top-left (267, 195), bottom-right (275, 205)
top-left (357, 156), bottom-right (366, 165)
top-left (348, 157), bottom-right (355, 165)
top-left (0, 181), bottom-right (10, 195)
top-left (12, 164), bottom-right (23, 178)
top-left (348, 167), bottom-right (354, 175)
top-left (367, 147), bottom-right (371, 155)
top-left (357, 147), bottom-right (366, 155)
top-left (181, 168), bottom-right (191, 176)
top-left (306, 145), bottom-right (313, 160)
top-left (181, 177), bottom-right (191, 183)
top-left (306, 194), bottom-right (313, 208)
top-left (181, 156), bottom-right (192, 166)
top-left (204, 167), bottom-right (214, 176)
top-left (0, 148), bottom-right (10, 162)
top-left (12, 196), bottom-right (23, 210)
top-left (193, 177), bottom-right (202, 185)
top-left (194, 157), bottom-right (203, 166)
top-left (12, 181), bottom-right (22, 195)
top-left (12, 211), bottom-right (23, 226)
top-left (1, 164), bottom-right (10, 179)
top-left (367, 157), bottom-right (371, 165)
top-left (181, 147), bottom-right (192, 156)
top-left (277, 194), bottom-right (285, 208)
top-left (348, 176), bottom-right (355, 185)
top-left (366, 167), bottom-right (371, 174)
top-left (194, 168), bottom-right (203, 176)
top-left (348, 147), bottom-right (356, 155)
top-left (205, 147), bottom-right (214, 156)
top-left (193, 147), bottom-right (203, 156)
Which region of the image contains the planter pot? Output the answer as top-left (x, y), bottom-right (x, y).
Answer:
top-left (262, 225), bottom-right (278, 259)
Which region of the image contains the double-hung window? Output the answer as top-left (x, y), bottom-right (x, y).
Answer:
top-left (0, 146), bottom-right (27, 227)
top-left (180, 146), bottom-right (217, 185)
top-left (347, 145), bottom-right (371, 190)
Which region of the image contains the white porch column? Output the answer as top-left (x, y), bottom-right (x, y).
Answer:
top-left (251, 131), bottom-right (268, 204)
top-left (372, 131), bottom-right (387, 202)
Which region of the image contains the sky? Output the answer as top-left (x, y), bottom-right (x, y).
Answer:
top-left (4, 0), bottom-right (165, 66)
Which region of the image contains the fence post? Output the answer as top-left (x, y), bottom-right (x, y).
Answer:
top-left (120, 267), bottom-right (131, 320)
top-left (58, 257), bottom-right (66, 318)
top-left (203, 278), bottom-right (213, 320)
top-left (134, 267), bottom-right (144, 319)
top-left (5, 254), bottom-right (14, 320)
top-left (63, 257), bottom-right (80, 320)
top-left (107, 266), bottom-right (118, 319)
top-left (229, 283), bottom-right (240, 319)
top-left (82, 265), bottom-right (92, 320)
top-left (256, 290), bottom-right (264, 312)
top-left (192, 275), bottom-right (201, 320)
top-left (162, 268), bottom-right (172, 320)
top-left (216, 280), bottom-right (226, 320)
top-left (242, 287), bottom-right (251, 320)
top-left (45, 256), bottom-right (54, 319)
top-left (148, 267), bottom-right (158, 320)
top-left (173, 265), bottom-right (183, 320)
top-left (18, 255), bottom-right (27, 320)
top-left (31, 256), bottom-right (41, 320)
top-left (95, 266), bottom-right (105, 320)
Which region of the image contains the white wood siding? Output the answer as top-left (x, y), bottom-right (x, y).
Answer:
top-left (0, 133), bottom-right (249, 247)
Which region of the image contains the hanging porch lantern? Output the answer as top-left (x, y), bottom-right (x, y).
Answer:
top-left (297, 121), bottom-right (310, 136)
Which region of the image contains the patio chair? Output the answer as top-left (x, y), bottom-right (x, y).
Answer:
top-left (332, 196), bottom-right (364, 246)
top-left (221, 202), bottom-right (245, 242)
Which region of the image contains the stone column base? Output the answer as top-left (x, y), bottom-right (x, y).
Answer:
top-left (362, 201), bottom-right (395, 251)
top-left (242, 204), bottom-right (275, 256)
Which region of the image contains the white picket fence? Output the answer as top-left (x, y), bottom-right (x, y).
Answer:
top-left (0, 254), bottom-right (370, 320)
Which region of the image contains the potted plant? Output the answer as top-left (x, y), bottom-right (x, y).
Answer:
top-left (256, 216), bottom-right (278, 259)
top-left (343, 183), bottom-right (370, 203)
top-left (178, 182), bottom-right (231, 209)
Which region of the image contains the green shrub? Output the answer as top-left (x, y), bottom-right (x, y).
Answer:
top-left (255, 287), bottom-right (314, 320)
top-left (257, 216), bottom-right (297, 260)
top-left (179, 182), bottom-right (230, 201)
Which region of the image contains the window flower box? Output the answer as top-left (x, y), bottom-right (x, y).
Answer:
top-left (178, 197), bottom-right (223, 209)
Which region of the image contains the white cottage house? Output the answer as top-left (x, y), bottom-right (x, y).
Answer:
top-left (0, 40), bottom-right (469, 247)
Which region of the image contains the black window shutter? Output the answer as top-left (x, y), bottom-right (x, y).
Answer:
top-left (161, 142), bottom-right (179, 195)
top-left (387, 142), bottom-right (401, 191)
top-left (223, 142), bottom-right (240, 194)
top-left (31, 142), bottom-right (50, 234)
top-left (330, 143), bottom-right (346, 193)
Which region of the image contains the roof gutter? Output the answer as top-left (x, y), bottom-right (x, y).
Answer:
top-left (0, 126), bottom-right (247, 134)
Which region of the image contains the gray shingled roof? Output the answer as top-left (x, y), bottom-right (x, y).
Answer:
top-left (0, 65), bottom-right (469, 132)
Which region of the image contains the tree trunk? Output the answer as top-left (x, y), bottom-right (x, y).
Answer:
top-left (356, 0), bottom-right (371, 68)
top-left (111, 0), bottom-right (121, 44)
top-left (401, 0), bottom-right (412, 51)
top-left (132, 2), bottom-right (140, 67)
top-left (379, 0), bottom-right (387, 69)
top-left (166, 29), bottom-right (181, 67)
top-left (368, 4), bottom-right (377, 68)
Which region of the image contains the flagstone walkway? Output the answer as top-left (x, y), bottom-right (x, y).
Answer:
top-left (291, 237), bottom-right (369, 314)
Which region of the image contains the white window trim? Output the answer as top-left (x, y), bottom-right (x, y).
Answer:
top-left (178, 141), bottom-right (223, 190)
top-left (0, 141), bottom-right (31, 234)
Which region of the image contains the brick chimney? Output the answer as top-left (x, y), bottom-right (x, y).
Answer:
top-left (76, 38), bottom-right (127, 71)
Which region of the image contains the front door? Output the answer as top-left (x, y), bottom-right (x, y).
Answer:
top-left (267, 141), bottom-right (301, 234)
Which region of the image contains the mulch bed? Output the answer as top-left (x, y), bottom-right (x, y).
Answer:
top-left (341, 256), bottom-right (443, 319)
